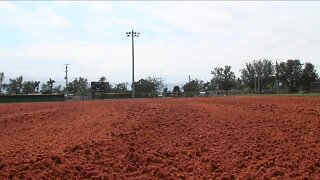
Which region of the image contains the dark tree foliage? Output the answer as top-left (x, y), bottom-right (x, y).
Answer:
top-left (235, 78), bottom-right (245, 90)
top-left (301, 62), bottom-right (318, 91)
top-left (41, 78), bottom-right (59, 94)
top-left (41, 79), bottom-right (62, 94)
top-left (47, 78), bottom-right (55, 93)
top-left (171, 85), bottom-right (181, 97)
top-left (113, 83), bottom-right (129, 93)
top-left (278, 59), bottom-right (303, 93)
top-left (0, 72), bottom-right (4, 94)
top-left (52, 85), bottom-right (62, 94)
top-left (134, 79), bottom-right (154, 93)
top-left (240, 59), bottom-right (274, 93)
top-left (134, 77), bottom-right (164, 93)
top-left (22, 81), bottom-right (38, 94)
top-left (173, 86), bottom-right (181, 92)
top-left (35, 81), bottom-right (40, 93)
top-left (183, 79), bottom-right (203, 92)
top-left (162, 87), bottom-right (169, 97)
top-left (5, 75), bottom-right (23, 95)
top-left (202, 80), bottom-right (216, 91)
top-left (211, 65), bottom-right (236, 94)
top-left (163, 87), bottom-right (168, 93)
top-left (98, 76), bottom-right (113, 94)
top-left (41, 83), bottom-right (50, 94)
top-left (1, 59), bottom-right (318, 96)
top-left (97, 77), bottom-right (112, 92)
top-left (68, 77), bottom-right (90, 95)
top-left (99, 76), bottom-right (107, 82)
top-left (240, 64), bottom-right (255, 91)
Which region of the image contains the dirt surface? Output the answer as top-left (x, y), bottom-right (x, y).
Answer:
top-left (1, 96), bottom-right (320, 179)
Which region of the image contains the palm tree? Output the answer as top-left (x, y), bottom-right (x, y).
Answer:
top-left (35, 81), bottom-right (40, 93)
top-left (99, 76), bottom-right (106, 82)
top-left (47, 78), bottom-right (55, 93)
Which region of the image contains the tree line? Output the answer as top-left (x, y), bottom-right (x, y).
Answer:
top-left (181, 59), bottom-right (318, 94)
top-left (0, 59), bottom-right (318, 96)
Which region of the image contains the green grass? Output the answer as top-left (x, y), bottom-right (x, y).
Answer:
top-left (254, 93), bottom-right (320, 97)
top-left (278, 93), bottom-right (320, 97)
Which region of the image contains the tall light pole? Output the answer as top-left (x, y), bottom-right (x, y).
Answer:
top-left (126, 30), bottom-right (140, 99)
top-left (65, 64), bottom-right (70, 98)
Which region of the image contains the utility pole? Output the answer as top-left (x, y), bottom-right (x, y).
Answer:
top-left (65, 64), bottom-right (70, 98)
top-left (255, 73), bottom-right (257, 94)
top-left (258, 75), bottom-right (260, 94)
top-left (126, 30), bottom-right (140, 99)
top-left (188, 75), bottom-right (191, 83)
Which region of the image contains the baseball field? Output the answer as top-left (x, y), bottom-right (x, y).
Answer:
top-left (1, 96), bottom-right (320, 179)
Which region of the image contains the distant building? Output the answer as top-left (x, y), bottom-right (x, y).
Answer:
top-left (311, 80), bottom-right (320, 92)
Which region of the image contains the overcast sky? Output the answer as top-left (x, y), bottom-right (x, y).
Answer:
top-left (1, 1), bottom-right (319, 87)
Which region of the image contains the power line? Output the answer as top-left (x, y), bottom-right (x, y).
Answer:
top-left (126, 30), bottom-right (140, 99)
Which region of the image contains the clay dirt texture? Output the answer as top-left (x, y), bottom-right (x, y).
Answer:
top-left (1, 96), bottom-right (320, 179)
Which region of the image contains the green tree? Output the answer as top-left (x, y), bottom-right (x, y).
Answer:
top-left (211, 65), bottom-right (236, 95)
top-left (202, 80), bottom-right (216, 91)
top-left (0, 72), bottom-right (4, 94)
top-left (148, 77), bottom-right (164, 92)
top-left (99, 76), bottom-right (107, 82)
top-left (173, 86), bottom-right (181, 92)
top-left (162, 87), bottom-right (169, 97)
top-left (41, 83), bottom-right (61, 94)
top-left (278, 59), bottom-right (302, 93)
top-left (35, 81), bottom-right (40, 93)
top-left (113, 82), bottom-right (129, 93)
top-left (235, 78), bottom-right (245, 90)
top-left (47, 78), bottom-right (56, 93)
top-left (97, 77), bottom-right (112, 92)
top-left (53, 85), bottom-right (63, 94)
top-left (68, 77), bottom-right (89, 95)
top-left (183, 79), bottom-right (203, 92)
top-left (41, 83), bottom-right (50, 94)
top-left (163, 87), bottom-right (168, 93)
top-left (22, 81), bottom-right (37, 94)
top-left (240, 63), bottom-right (255, 91)
top-left (172, 85), bottom-right (181, 97)
top-left (134, 77), bottom-right (164, 93)
top-left (240, 59), bottom-right (275, 93)
top-left (5, 75), bottom-right (23, 95)
top-left (301, 62), bottom-right (318, 91)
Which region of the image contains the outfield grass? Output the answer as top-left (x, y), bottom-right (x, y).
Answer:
top-left (254, 93), bottom-right (320, 97)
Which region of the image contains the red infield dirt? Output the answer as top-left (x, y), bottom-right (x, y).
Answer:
top-left (1, 96), bottom-right (320, 179)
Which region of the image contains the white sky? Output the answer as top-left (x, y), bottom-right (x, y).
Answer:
top-left (0, 1), bottom-right (319, 88)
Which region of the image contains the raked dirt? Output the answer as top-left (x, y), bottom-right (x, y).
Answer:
top-left (0, 96), bottom-right (320, 179)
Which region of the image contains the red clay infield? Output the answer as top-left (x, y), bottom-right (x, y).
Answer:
top-left (1, 96), bottom-right (320, 179)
